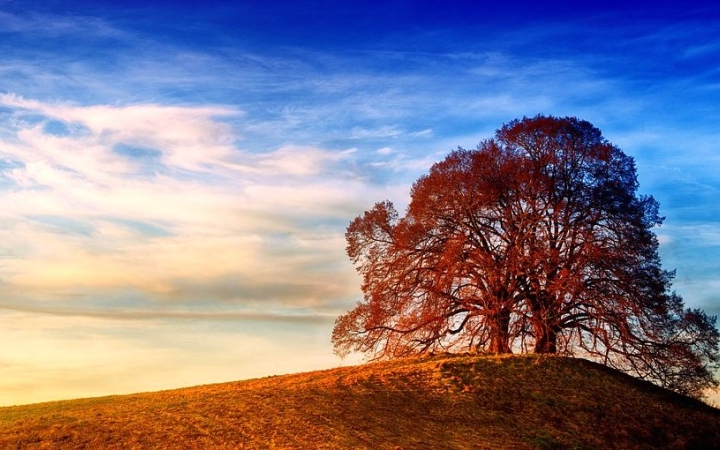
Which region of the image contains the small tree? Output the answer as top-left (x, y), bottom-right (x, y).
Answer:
top-left (333, 115), bottom-right (719, 397)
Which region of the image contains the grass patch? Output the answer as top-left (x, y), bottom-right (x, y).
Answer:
top-left (1, 354), bottom-right (719, 449)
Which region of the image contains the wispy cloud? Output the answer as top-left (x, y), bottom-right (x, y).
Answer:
top-left (0, 9), bottom-right (123, 38)
top-left (0, 302), bottom-right (336, 323)
top-left (0, 96), bottom-right (371, 325)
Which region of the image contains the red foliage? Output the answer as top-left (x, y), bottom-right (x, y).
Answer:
top-left (333, 115), bottom-right (719, 397)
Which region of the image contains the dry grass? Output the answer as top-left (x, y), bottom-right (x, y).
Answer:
top-left (1, 354), bottom-right (719, 449)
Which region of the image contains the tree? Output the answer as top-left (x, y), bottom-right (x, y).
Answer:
top-left (333, 115), bottom-right (719, 397)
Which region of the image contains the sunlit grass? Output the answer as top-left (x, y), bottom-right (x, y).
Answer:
top-left (1, 354), bottom-right (719, 449)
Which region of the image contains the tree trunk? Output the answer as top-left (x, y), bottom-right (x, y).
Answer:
top-left (534, 323), bottom-right (558, 353)
top-left (488, 308), bottom-right (512, 353)
top-left (529, 291), bottom-right (559, 354)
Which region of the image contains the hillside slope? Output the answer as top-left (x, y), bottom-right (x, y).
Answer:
top-left (1, 354), bottom-right (719, 449)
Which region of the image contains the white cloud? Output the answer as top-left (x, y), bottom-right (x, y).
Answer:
top-left (252, 145), bottom-right (356, 177)
top-left (656, 234), bottom-right (673, 246)
top-left (0, 94), bottom-right (242, 173)
top-left (0, 10), bottom-right (123, 38)
top-left (349, 125), bottom-right (404, 139)
top-left (410, 128), bottom-right (434, 138)
top-left (0, 96), bottom-right (374, 320)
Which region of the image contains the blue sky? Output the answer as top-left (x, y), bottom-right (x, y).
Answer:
top-left (0, 1), bottom-right (719, 406)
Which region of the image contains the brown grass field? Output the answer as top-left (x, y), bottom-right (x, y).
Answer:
top-left (1, 354), bottom-right (719, 449)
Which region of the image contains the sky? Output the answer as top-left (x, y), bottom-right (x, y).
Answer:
top-left (0, 0), bottom-right (719, 406)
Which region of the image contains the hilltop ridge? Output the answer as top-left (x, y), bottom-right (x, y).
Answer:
top-left (1, 354), bottom-right (719, 449)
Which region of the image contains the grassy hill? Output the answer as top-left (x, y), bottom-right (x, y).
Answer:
top-left (1, 354), bottom-right (719, 449)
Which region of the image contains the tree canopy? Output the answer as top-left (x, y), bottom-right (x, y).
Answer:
top-left (333, 115), bottom-right (719, 397)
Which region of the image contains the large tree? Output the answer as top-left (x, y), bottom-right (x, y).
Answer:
top-left (333, 115), bottom-right (719, 397)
